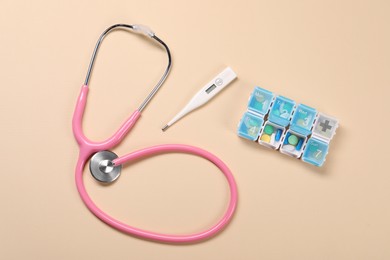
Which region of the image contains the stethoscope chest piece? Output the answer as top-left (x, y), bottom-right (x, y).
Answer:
top-left (89, 151), bottom-right (122, 183)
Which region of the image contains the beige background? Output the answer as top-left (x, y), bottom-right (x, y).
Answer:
top-left (1, 0), bottom-right (389, 259)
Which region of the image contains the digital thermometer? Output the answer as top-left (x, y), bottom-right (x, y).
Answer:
top-left (162, 67), bottom-right (237, 131)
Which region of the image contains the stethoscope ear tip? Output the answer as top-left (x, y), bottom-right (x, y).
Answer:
top-left (89, 151), bottom-right (122, 183)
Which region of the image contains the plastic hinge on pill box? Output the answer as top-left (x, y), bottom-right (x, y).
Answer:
top-left (237, 87), bottom-right (339, 167)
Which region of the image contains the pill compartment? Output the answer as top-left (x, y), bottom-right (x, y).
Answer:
top-left (247, 87), bottom-right (274, 116)
top-left (290, 104), bottom-right (317, 136)
top-left (258, 121), bottom-right (285, 149)
top-left (280, 130), bottom-right (307, 158)
top-left (237, 112), bottom-right (264, 141)
top-left (302, 138), bottom-right (329, 166)
top-left (268, 96), bottom-right (295, 127)
top-left (312, 113), bottom-right (339, 141)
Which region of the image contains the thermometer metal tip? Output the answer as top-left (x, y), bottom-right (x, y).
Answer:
top-left (162, 124), bottom-right (170, 131)
top-left (162, 67), bottom-right (237, 131)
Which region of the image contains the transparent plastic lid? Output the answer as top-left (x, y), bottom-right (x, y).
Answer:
top-left (237, 112), bottom-right (264, 141)
top-left (302, 138), bottom-right (329, 167)
top-left (290, 104), bottom-right (317, 136)
top-left (247, 87), bottom-right (274, 116)
top-left (268, 96), bottom-right (295, 127)
top-left (312, 113), bottom-right (339, 142)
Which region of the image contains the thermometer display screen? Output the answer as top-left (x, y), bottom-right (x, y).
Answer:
top-left (205, 84), bottom-right (217, 94)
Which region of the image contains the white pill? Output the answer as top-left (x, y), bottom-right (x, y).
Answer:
top-left (270, 133), bottom-right (275, 144)
top-left (283, 144), bottom-right (295, 152)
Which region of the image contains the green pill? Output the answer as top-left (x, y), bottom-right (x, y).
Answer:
top-left (288, 134), bottom-right (299, 146)
top-left (264, 125), bottom-right (274, 135)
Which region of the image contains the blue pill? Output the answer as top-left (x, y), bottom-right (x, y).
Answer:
top-left (296, 137), bottom-right (304, 150)
top-left (275, 129), bottom-right (282, 141)
top-left (284, 132), bottom-right (290, 145)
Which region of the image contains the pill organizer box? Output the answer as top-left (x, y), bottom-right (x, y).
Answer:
top-left (237, 87), bottom-right (339, 167)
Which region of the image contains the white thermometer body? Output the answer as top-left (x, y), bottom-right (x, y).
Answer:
top-left (162, 67), bottom-right (237, 131)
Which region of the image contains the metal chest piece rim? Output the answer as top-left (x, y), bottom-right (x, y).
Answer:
top-left (89, 151), bottom-right (122, 183)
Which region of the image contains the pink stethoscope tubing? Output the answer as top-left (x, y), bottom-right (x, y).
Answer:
top-left (73, 84), bottom-right (238, 243)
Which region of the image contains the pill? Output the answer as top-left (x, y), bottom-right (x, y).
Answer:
top-left (275, 129), bottom-right (282, 141)
top-left (283, 144), bottom-right (295, 152)
top-left (264, 125), bottom-right (274, 135)
top-left (296, 137), bottom-right (304, 150)
top-left (288, 134), bottom-right (299, 146)
top-left (284, 132), bottom-right (291, 144)
top-left (270, 133), bottom-right (275, 144)
top-left (260, 134), bottom-right (271, 143)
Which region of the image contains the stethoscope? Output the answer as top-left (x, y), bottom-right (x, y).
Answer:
top-left (72, 24), bottom-right (238, 243)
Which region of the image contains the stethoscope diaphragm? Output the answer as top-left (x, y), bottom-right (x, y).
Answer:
top-left (89, 150), bottom-right (122, 183)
